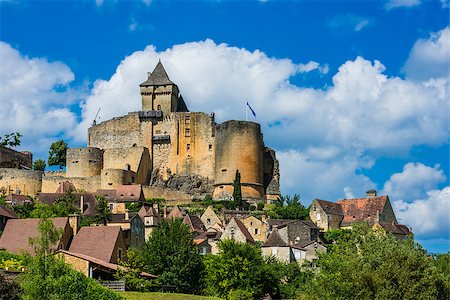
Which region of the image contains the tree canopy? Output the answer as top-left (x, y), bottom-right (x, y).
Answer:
top-left (143, 218), bottom-right (203, 294)
top-left (48, 140), bottom-right (68, 169)
top-left (0, 132), bottom-right (22, 148)
top-left (93, 195), bottom-right (112, 225)
top-left (33, 159), bottom-right (47, 171)
top-left (269, 194), bottom-right (309, 220)
top-left (303, 223), bottom-right (449, 300)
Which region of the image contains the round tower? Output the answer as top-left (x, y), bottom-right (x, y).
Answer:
top-left (66, 147), bottom-right (103, 178)
top-left (213, 121), bottom-right (264, 201)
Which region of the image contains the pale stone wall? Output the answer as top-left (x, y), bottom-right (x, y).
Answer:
top-left (143, 186), bottom-right (192, 202)
top-left (60, 253), bottom-right (89, 276)
top-left (310, 200), bottom-right (342, 231)
top-left (42, 174), bottom-right (101, 193)
top-left (66, 147), bottom-right (103, 178)
top-left (242, 216), bottom-right (268, 242)
top-left (201, 206), bottom-right (222, 229)
top-left (141, 85), bottom-right (180, 115)
top-left (221, 219), bottom-right (250, 244)
top-left (0, 146), bottom-right (32, 169)
top-left (213, 121), bottom-right (264, 201)
top-left (0, 168), bottom-right (43, 196)
top-left (103, 147), bottom-right (151, 185)
top-left (101, 169), bottom-right (133, 189)
top-left (261, 246), bottom-right (293, 263)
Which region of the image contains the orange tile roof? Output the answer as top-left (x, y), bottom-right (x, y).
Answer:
top-left (337, 196), bottom-right (388, 226)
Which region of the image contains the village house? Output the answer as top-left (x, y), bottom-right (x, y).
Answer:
top-left (200, 205), bottom-right (222, 230)
top-left (0, 217), bottom-right (74, 255)
top-left (241, 215), bottom-right (268, 242)
top-left (5, 194), bottom-right (31, 206)
top-left (69, 225), bottom-right (127, 264)
top-left (97, 185), bottom-right (145, 214)
top-left (372, 222), bottom-right (413, 240)
top-left (261, 228), bottom-right (302, 263)
top-left (138, 204), bottom-right (162, 240)
top-left (107, 213), bottom-right (146, 250)
top-left (183, 213), bottom-right (205, 235)
top-left (194, 230), bottom-right (222, 255)
top-left (268, 219), bottom-right (319, 244)
top-left (221, 217), bottom-right (255, 244)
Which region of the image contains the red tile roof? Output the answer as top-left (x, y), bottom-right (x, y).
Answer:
top-left (69, 226), bottom-right (123, 263)
top-left (5, 194), bottom-right (30, 206)
top-left (183, 214), bottom-right (205, 233)
top-left (233, 218), bottom-right (255, 244)
top-left (378, 222), bottom-right (412, 235)
top-left (167, 205), bottom-right (184, 219)
top-left (115, 185), bottom-right (144, 201)
top-left (0, 217), bottom-right (68, 255)
top-left (337, 196), bottom-right (388, 226)
top-left (55, 181), bottom-right (77, 193)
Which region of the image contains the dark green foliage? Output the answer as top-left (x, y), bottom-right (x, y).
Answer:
top-left (434, 252), bottom-right (450, 284)
top-left (48, 140), bottom-right (68, 170)
top-left (93, 195), bottom-right (112, 225)
top-left (232, 170), bottom-right (243, 209)
top-left (304, 223), bottom-right (449, 300)
top-left (115, 249), bottom-right (156, 292)
top-left (271, 260), bottom-right (311, 299)
top-left (256, 202), bottom-right (264, 211)
top-left (53, 189), bottom-right (79, 216)
top-left (323, 228), bottom-right (353, 250)
top-left (0, 273), bottom-right (21, 300)
top-left (33, 159), bottom-right (47, 171)
top-left (0, 132), bottom-right (22, 148)
top-left (12, 201), bottom-right (35, 218)
top-left (143, 218), bottom-right (202, 293)
top-left (203, 240), bottom-right (279, 299)
top-left (269, 194), bottom-right (309, 220)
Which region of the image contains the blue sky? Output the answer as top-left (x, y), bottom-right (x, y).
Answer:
top-left (1, 0), bottom-right (449, 253)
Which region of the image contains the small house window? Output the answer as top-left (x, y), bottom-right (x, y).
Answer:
top-left (207, 218), bottom-right (211, 225)
top-left (185, 128), bottom-right (191, 137)
top-left (272, 248), bottom-right (278, 256)
top-left (254, 228), bottom-right (259, 235)
top-left (157, 104), bottom-right (161, 111)
top-left (208, 144), bottom-right (213, 151)
top-left (185, 116), bottom-right (190, 124)
top-left (313, 206), bottom-right (317, 212)
top-left (187, 144), bottom-right (191, 151)
top-left (109, 203), bottom-right (114, 211)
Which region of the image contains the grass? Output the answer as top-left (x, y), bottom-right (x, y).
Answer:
top-left (120, 292), bottom-right (221, 300)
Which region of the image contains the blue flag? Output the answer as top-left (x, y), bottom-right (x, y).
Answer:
top-left (247, 102), bottom-right (256, 117)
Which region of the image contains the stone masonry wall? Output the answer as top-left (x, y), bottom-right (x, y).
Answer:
top-left (0, 168), bottom-right (42, 196)
top-left (42, 174), bottom-right (101, 193)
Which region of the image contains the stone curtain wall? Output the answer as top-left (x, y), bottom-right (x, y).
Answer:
top-left (0, 168), bottom-right (42, 196)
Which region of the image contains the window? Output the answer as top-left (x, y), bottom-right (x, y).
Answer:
top-left (313, 206), bottom-right (317, 212)
top-left (187, 144), bottom-right (191, 151)
top-left (200, 246), bottom-right (207, 255)
top-left (157, 104), bottom-right (161, 111)
top-left (185, 115), bottom-right (190, 124)
top-left (209, 144), bottom-right (213, 151)
top-left (155, 130), bottom-right (161, 134)
top-left (109, 203), bottom-right (114, 211)
top-left (117, 248), bottom-right (123, 260)
top-left (254, 228), bottom-right (259, 235)
top-left (207, 218), bottom-right (211, 225)
top-left (185, 128), bottom-right (191, 137)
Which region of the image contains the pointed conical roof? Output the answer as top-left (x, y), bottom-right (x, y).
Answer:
top-left (140, 61), bottom-right (175, 86)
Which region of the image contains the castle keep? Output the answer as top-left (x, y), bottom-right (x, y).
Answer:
top-left (1, 62), bottom-right (280, 202)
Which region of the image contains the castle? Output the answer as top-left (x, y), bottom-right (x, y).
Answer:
top-left (0, 62), bottom-right (280, 203)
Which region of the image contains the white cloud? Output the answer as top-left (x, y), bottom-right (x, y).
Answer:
top-left (328, 15), bottom-right (371, 32)
top-left (382, 162), bottom-right (447, 202)
top-left (0, 42), bottom-right (78, 155)
top-left (393, 186), bottom-right (450, 239)
top-left (385, 0), bottom-right (421, 10)
top-left (354, 19), bottom-right (369, 32)
top-left (297, 61), bottom-right (329, 74)
top-left (129, 18), bottom-right (138, 31)
top-left (403, 27), bottom-right (450, 81)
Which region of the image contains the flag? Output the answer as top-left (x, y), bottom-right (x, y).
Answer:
top-left (246, 102), bottom-right (256, 117)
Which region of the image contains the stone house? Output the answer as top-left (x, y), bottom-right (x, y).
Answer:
top-left (241, 215), bottom-right (268, 242)
top-left (310, 191), bottom-right (401, 232)
top-left (372, 222), bottom-right (413, 240)
top-left (57, 250), bottom-right (156, 281)
top-left (69, 226), bottom-right (127, 264)
top-left (193, 230), bottom-right (222, 255)
top-left (0, 205), bottom-right (17, 232)
top-left (293, 240), bottom-right (327, 262)
top-left (268, 219), bottom-right (319, 244)
top-left (138, 205), bottom-right (162, 240)
top-left (220, 217), bottom-right (255, 244)
top-left (166, 205), bottom-right (184, 220)
top-left (0, 217), bottom-right (73, 255)
top-left (261, 229), bottom-right (301, 263)
top-left (5, 194), bottom-right (31, 206)
top-left (97, 185), bottom-right (145, 214)
top-left (107, 213), bottom-right (145, 250)
top-left (200, 205), bottom-right (222, 229)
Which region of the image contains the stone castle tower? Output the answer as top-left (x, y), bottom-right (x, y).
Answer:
top-left (3, 62), bottom-right (280, 202)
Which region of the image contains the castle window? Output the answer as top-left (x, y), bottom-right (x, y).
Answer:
top-left (187, 144), bottom-right (190, 151)
top-left (254, 228), bottom-right (259, 235)
top-left (221, 168), bottom-right (227, 172)
top-left (185, 128), bottom-right (191, 137)
top-left (209, 144), bottom-right (212, 151)
top-left (185, 116), bottom-right (190, 124)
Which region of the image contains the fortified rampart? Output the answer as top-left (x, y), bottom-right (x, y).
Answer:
top-left (66, 147), bottom-right (103, 178)
top-left (213, 121), bottom-right (264, 201)
top-left (0, 168), bottom-right (42, 195)
top-left (42, 173), bottom-right (101, 193)
top-left (0, 146), bottom-right (32, 169)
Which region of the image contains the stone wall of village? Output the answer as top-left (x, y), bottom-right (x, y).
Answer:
top-left (0, 168), bottom-right (42, 196)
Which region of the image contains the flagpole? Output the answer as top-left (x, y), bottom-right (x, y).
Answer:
top-left (245, 101), bottom-right (248, 121)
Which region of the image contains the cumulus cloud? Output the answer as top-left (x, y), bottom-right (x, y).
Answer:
top-left (393, 187), bottom-right (450, 239)
top-left (297, 61), bottom-right (329, 74)
top-left (384, 0), bottom-right (421, 10)
top-left (0, 41), bottom-right (78, 154)
top-left (403, 27), bottom-right (450, 81)
top-left (382, 162), bottom-right (447, 202)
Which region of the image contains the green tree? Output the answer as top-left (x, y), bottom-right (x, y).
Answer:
top-left (0, 273), bottom-right (21, 300)
top-left (203, 240), bottom-right (279, 299)
top-left (48, 140), bottom-right (67, 170)
top-left (143, 218), bottom-right (203, 293)
top-left (0, 132), bottom-right (22, 148)
top-left (303, 223), bottom-right (449, 300)
top-left (115, 249), bottom-right (155, 292)
top-left (33, 159), bottom-right (47, 171)
top-left (93, 195), bottom-right (112, 225)
top-left (21, 217), bottom-right (122, 300)
top-left (233, 170), bottom-right (243, 209)
top-left (270, 194), bottom-right (309, 220)
top-left (53, 188), bottom-right (79, 216)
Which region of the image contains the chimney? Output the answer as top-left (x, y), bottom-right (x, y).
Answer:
top-left (366, 189), bottom-right (377, 197)
top-left (68, 214), bottom-right (79, 236)
top-left (125, 209), bottom-right (129, 221)
top-left (80, 195), bottom-right (84, 213)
